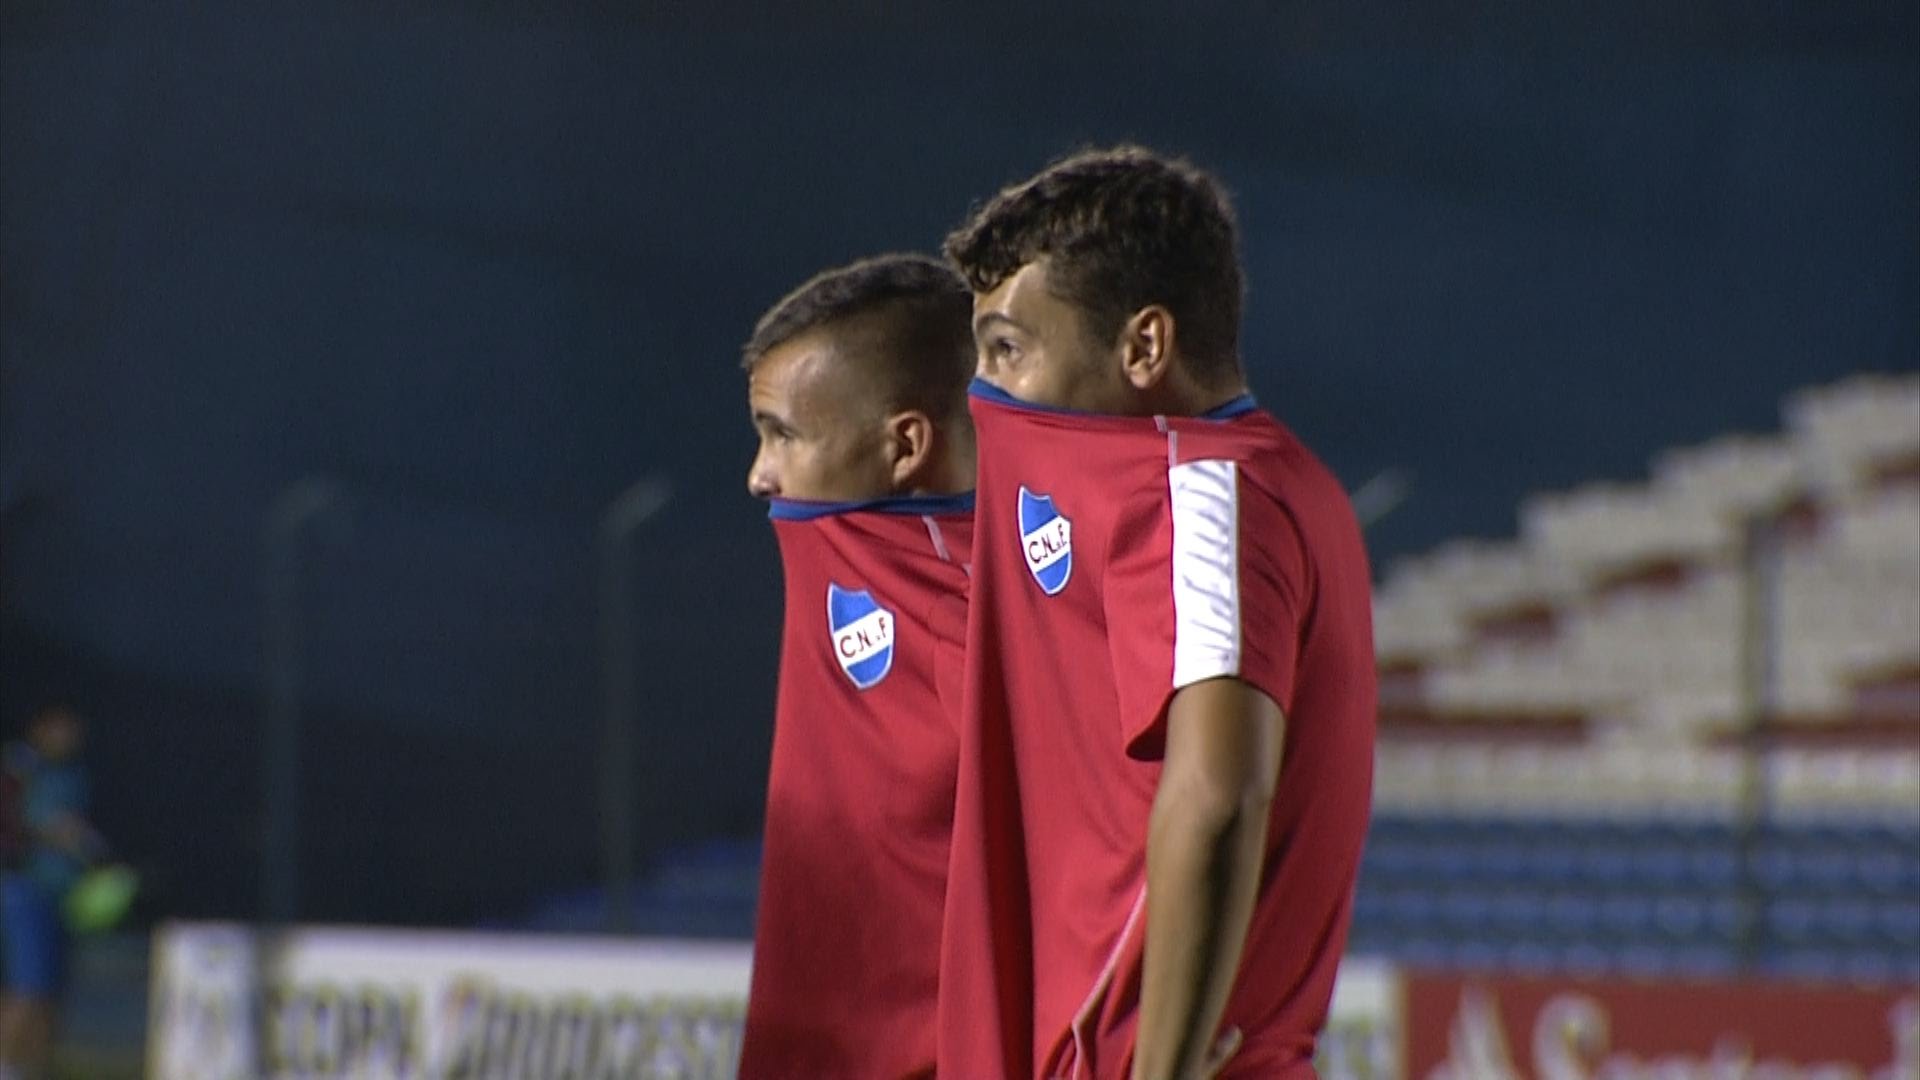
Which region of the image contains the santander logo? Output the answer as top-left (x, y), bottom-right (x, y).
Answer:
top-left (1426, 986), bottom-right (1918, 1080)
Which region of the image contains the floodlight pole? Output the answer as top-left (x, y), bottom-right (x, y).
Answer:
top-left (261, 475), bottom-right (350, 925)
top-left (598, 476), bottom-right (674, 934)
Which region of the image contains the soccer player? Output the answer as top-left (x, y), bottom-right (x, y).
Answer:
top-left (936, 148), bottom-right (1377, 1080)
top-left (737, 253), bottom-right (976, 1079)
top-left (1, 703), bottom-right (102, 1080)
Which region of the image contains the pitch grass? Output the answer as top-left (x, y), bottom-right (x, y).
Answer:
top-left (56, 1045), bottom-right (143, 1080)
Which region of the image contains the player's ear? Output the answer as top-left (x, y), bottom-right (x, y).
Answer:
top-left (886, 409), bottom-right (935, 488)
top-left (1119, 305), bottom-right (1174, 391)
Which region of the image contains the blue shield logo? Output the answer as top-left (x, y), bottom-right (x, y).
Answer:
top-left (1017, 486), bottom-right (1073, 596)
top-left (827, 583), bottom-right (895, 690)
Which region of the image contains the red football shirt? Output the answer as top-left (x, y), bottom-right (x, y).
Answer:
top-left (740, 494), bottom-right (973, 1080)
top-left (938, 382), bottom-right (1376, 1080)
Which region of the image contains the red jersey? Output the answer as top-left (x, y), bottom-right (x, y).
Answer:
top-left (938, 381), bottom-right (1376, 1080)
top-left (740, 494), bottom-right (973, 1080)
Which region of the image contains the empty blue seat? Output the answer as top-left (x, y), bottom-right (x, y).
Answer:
top-left (1362, 817), bottom-right (1413, 847)
top-left (1438, 890), bottom-right (1494, 930)
top-left (1704, 895), bottom-right (1748, 942)
top-left (1797, 848), bottom-right (1861, 893)
top-left (1597, 894), bottom-right (1656, 939)
top-left (1835, 820), bottom-right (1920, 852)
top-left (1856, 850), bottom-right (1907, 895)
top-left (1652, 895), bottom-right (1706, 942)
top-left (1450, 939), bottom-right (1506, 970)
top-left (1360, 841), bottom-right (1405, 877)
top-left (1633, 846), bottom-right (1692, 889)
top-left (1581, 846), bottom-right (1637, 887)
top-left (1899, 953), bottom-right (1920, 984)
top-left (1754, 847), bottom-right (1800, 891)
top-left (1560, 942), bottom-right (1615, 976)
top-left (1488, 892), bottom-right (1546, 934)
top-left (1544, 892), bottom-right (1601, 938)
top-left (1382, 816), bottom-right (1450, 847)
top-left (1477, 841), bottom-right (1529, 884)
top-left (1382, 889), bottom-right (1438, 930)
top-left (1850, 950), bottom-right (1900, 983)
top-left (1673, 819), bottom-right (1740, 848)
top-left (1400, 937), bottom-right (1452, 968)
top-left (1616, 944), bottom-right (1673, 978)
top-left (1767, 898), bottom-right (1821, 945)
top-left (1762, 946), bottom-right (1845, 983)
top-left (1349, 888), bottom-right (1390, 926)
top-left (1527, 844), bottom-right (1584, 888)
top-left (1502, 940), bottom-right (1559, 973)
top-left (1686, 847), bottom-right (1742, 889)
top-left (1346, 813), bottom-right (1914, 981)
top-left (1670, 944), bottom-right (1739, 978)
top-left (1875, 900), bottom-right (1920, 948)
top-left (1820, 899), bottom-right (1877, 944)
top-left (1372, 839), bottom-right (1433, 882)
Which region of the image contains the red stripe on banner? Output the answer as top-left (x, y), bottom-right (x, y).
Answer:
top-left (1404, 970), bottom-right (1918, 1079)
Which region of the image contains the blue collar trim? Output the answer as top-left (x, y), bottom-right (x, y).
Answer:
top-left (767, 492), bottom-right (976, 521)
top-left (968, 377), bottom-right (1092, 417)
top-left (969, 377), bottom-right (1257, 421)
top-left (1201, 395), bottom-right (1260, 420)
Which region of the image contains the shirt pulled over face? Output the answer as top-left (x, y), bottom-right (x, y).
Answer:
top-left (740, 493), bottom-right (972, 1080)
top-left (938, 381), bottom-right (1377, 1080)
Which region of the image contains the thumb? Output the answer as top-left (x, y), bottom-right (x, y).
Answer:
top-left (1200, 1026), bottom-right (1242, 1078)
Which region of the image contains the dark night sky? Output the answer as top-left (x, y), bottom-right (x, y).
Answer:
top-left (2, 3), bottom-right (1915, 925)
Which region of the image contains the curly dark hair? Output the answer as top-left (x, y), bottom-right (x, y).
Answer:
top-left (742, 253), bottom-right (974, 420)
top-left (944, 145), bottom-right (1244, 382)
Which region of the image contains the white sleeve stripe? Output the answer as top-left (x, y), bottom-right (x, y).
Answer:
top-left (1153, 414), bottom-right (1179, 466)
top-left (921, 514), bottom-right (953, 564)
top-left (1170, 459), bottom-right (1242, 689)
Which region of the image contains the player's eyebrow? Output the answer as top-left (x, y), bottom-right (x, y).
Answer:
top-left (751, 408), bottom-right (796, 432)
top-left (973, 311), bottom-right (1028, 337)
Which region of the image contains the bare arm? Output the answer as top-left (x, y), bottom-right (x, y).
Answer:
top-left (37, 812), bottom-right (103, 861)
top-left (1132, 677), bottom-right (1285, 1080)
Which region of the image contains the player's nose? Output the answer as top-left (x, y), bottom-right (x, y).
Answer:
top-left (747, 455), bottom-right (778, 499)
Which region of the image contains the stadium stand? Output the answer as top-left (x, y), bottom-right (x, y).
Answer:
top-left (590, 376), bottom-right (1918, 985)
top-left (1362, 373), bottom-right (1920, 983)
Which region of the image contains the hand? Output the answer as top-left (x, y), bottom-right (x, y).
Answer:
top-left (1198, 1027), bottom-right (1241, 1079)
top-left (1135, 1027), bottom-right (1242, 1080)
top-left (46, 815), bottom-right (107, 864)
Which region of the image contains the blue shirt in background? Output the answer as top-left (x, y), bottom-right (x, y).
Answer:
top-left (6, 744), bottom-right (90, 895)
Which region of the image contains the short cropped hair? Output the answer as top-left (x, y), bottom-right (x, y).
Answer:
top-left (944, 145), bottom-right (1244, 381)
top-left (742, 253), bottom-right (974, 420)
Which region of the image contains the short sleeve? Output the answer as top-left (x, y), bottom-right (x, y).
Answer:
top-left (28, 765), bottom-right (87, 827)
top-left (1107, 460), bottom-right (1307, 761)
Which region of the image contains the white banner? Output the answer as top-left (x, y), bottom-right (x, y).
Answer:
top-left (1320, 958), bottom-right (1403, 1080)
top-left (149, 923), bottom-right (751, 1080)
top-left (150, 922), bottom-right (1403, 1080)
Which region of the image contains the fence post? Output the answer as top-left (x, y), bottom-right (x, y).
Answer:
top-left (597, 476), bottom-right (674, 934)
top-left (261, 475), bottom-right (350, 924)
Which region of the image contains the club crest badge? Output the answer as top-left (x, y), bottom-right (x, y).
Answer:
top-left (1018, 486), bottom-right (1073, 596)
top-left (827, 583), bottom-right (895, 690)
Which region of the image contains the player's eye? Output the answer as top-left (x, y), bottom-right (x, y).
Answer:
top-left (989, 337), bottom-right (1021, 364)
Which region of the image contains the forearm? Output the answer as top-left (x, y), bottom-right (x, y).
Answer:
top-left (1133, 783), bottom-right (1272, 1080)
top-left (36, 813), bottom-right (103, 861)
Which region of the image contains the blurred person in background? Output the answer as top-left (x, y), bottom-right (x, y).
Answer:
top-left (737, 253), bottom-right (977, 1078)
top-left (937, 147), bottom-right (1377, 1080)
top-left (0, 702), bottom-right (103, 1080)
